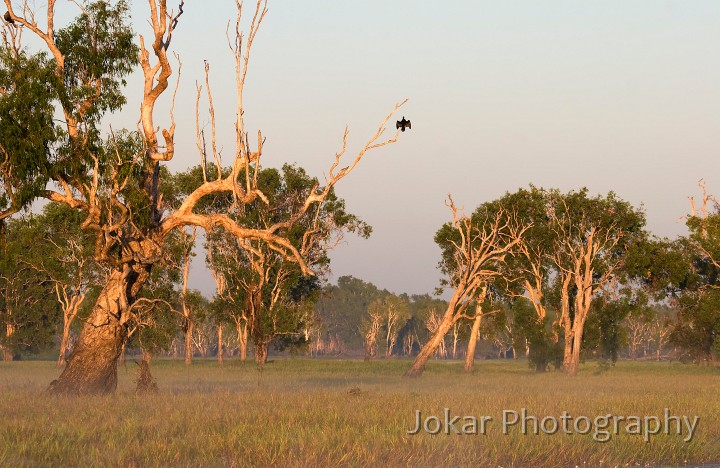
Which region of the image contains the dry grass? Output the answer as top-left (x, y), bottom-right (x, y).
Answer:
top-left (0, 358), bottom-right (718, 466)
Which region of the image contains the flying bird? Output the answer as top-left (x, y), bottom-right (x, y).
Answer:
top-left (396, 116), bottom-right (411, 132)
top-left (3, 11), bottom-right (14, 24)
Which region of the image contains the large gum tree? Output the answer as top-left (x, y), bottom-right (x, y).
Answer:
top-left (0, 0), bottom-right (405, 394)
top-left (546, 189), bottom-right (645, 375)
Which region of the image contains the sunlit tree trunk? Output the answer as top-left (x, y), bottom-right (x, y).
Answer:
top-left (405, 199), bottom-right (526, 377)
top-left (237, 319), bottom-right (248, 362)
top-left (406, 305), bottom-right (455, 377)
top-left (566, 323), bottom-right (585, 375)
top-left (181, 229), bottom-right (196, 366)
top-left (361, 306), bottom-right (382, 361)
top-left (464, 310), bottom-right (483, 372)
top-left (464, 292), bottom-right (488, 371)
top-left (217, 324), bottom-right (224, 365)
top-left (564, 245), bottom-right (594, 375)
top-left (58, 320), bottom-right (73, 367)
top-left (3, 312), bottom-right (14, 361)
top-left (559, 271), bottom-right (574, 372)
top-left (184, 319), bottom-right (194, 365)
top-left (1, 345), bottom-right (11, 362)
top-left (49, 266), bottom-right (148, 395)
top-left (451, 322), bottom-right (460, 360)
top-left (57, 292), bottom-right (86, 367)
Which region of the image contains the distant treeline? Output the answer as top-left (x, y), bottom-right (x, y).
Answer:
top-left (1, 186), bottom-right (719, 371)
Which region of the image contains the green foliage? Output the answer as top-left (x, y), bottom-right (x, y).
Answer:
top-left (1, 1), bottom-right (138, 216)
top-left (54, 0), bottom-right (138, 124)
top-left (510, 300), bottom-right (562, 371)
top-left (624, 237), bottom-right (696, 299)
top-left (0, 49), bottom-right (57, 214)
top-left (0, 217), bottom-right (61, 356)
top-left (665, 207), bottom-right (720, 362)
top-left (0, 202), bottom-right (106, 357)
top-left (484, 186), bottom-right (556, 291)
top-left (584, 290), bottom-right (651, 363)
top-left (315, 276), bottom-right (389, 351)
top-left (547, 188), bottom-right (646, 275)
top-left (434, 186), bottom-right (647, 368)
top-left (671, 289), bottom-right (720, 363)
top-left (195, 163), bottom-right (370, 355)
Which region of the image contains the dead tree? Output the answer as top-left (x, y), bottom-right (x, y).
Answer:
top-left (405, 197), bottom-right (527, 377)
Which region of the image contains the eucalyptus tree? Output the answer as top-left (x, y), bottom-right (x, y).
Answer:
top-left (665, 188), bottom-right (720, 363)
top-left (484, 187), bottom-right (560, 371)
top-left (546, 189), bottom-right (645, 374)
top-left (1, 0), bottom-right (404, 394)
top-left (405, 196), bottom-right (527, 377)
top-left (205, 164), bottom-right (370, 365)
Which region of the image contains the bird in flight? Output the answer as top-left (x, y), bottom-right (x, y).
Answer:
top-left (396, 117), bottom-right (411, 132)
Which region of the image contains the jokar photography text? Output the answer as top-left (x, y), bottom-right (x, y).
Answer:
top-left (407, 408), bottom-right (699, 443)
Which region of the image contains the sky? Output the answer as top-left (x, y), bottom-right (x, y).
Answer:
top-left (49, 1), bottom-right (720, 297)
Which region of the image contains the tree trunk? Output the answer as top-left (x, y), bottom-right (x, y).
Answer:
top-left (184, 320), bottom-right (194, 365)
top-left (565, 320), bottom-right (585, 376)
top-left (452, 324), bottom-right (459, 360)
top-left (135, 348), bottom-right (158, 394)
top-left (58, 320), bottom-right (73, 367)
top-left (217, 324), bottom-right (224, 365)
top-left (405, 309), bottom-right (455, 377)
top-left (385, 337), bottom-right (395, 358)
top-left (48, 270), bottom-right (133, 395)
top-left (181, 239), bottom-right (193, 365)
top-left (562, 326), bottom-right (573, 371)
top-left (364, 342), bottom-right (372, 361)
top-left (3, 314), bottom-right (14, 361)
top-left (236, 319), bottom-right (248, 362)
top-left (240, 329), bottom-right (247, 362)
top-left (464, 312), bottom-right (483, 372)
top-left (255, 341), bottom-right (268, 366)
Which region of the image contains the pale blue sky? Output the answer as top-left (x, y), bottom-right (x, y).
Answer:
top-left (98, 1), bottom-right (720, 296)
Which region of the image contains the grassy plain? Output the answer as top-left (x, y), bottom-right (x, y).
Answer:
top-left (0, 358), bottom-right (718, 467)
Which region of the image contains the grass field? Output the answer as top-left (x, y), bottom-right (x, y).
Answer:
top-left (0, 358), bottom-right (718, 467)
